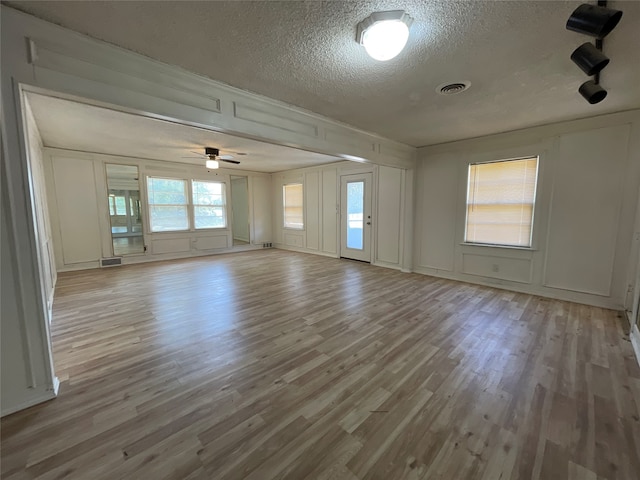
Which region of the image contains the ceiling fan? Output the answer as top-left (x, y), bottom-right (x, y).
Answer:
top-left (183, 147), bottom-right (241, 169)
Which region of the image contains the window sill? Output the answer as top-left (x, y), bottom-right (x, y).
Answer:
top-left (460, 242), bottom-right (537, 252)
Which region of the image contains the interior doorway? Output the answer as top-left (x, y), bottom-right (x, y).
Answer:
top-left (340, 173), bottom-right (372, 262)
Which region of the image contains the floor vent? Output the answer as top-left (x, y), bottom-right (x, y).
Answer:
top-left (262, 243), bottom-right (273, 248)
top-left (101, 257), bottom-right (122, 267)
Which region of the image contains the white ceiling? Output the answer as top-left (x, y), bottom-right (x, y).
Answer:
top-left (7, 1), bottom-right (640, 147)
top-left (25, 93), bottom-right (342, 173)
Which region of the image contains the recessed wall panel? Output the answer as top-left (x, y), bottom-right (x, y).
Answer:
top-left (305, 172), bottom-right (320, 251)
top-left (51, 157), bottom-right (101, 264)
top-left (195, 235), bottom-right (228, 250)
top-left (418, 155), bottom-right (457, 271)
top-left (151, 238), bottom-right (190, 254)
top-left (543, 125), bottom-right (630, 295)
top-left (377, 166), bottom-right (402, 265)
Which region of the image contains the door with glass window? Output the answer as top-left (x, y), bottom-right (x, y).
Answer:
top-left (340, 173), bottom-right (372, 262)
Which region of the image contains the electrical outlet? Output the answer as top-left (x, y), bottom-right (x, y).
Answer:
top-left (492, 264), bottom-right (500, 273)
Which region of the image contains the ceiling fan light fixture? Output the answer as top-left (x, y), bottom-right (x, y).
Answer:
top-left (205, 159), bottom-right (219, 169)
top-left (357, 10), bottom-right (413, 61)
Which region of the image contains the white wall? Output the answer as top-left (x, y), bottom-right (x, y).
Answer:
top-left (272, 161), bottom-right (412, 271)
top-left (0, 194), bottom-right (32, 415)
top-left (414, 111), bottom-right (640, 309)
top-left (43, 148), bottom-right (273, 271)
top-left (231, 177), bottom-right (250, 242)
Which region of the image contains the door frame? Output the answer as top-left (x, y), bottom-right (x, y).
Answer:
top-left (339, 172), bottom-right (373, 262)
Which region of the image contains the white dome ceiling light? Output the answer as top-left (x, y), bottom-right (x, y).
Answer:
top-left (357, 11), bottom-right (413, 62)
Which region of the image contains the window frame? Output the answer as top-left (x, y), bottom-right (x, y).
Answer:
top-left (463, 156), bottom-right (539, 249)
top-left (283, 182), bottom-right (304, 230)
top-left (146, 176), bottom-right (190, 233)
top-left (145, 175), bottom-right (231, 234)
top-left (191, 179), bottom-right (228, 230)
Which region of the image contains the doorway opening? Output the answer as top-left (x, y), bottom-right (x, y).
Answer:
top-left (340, 172), bottom-right (372, 263)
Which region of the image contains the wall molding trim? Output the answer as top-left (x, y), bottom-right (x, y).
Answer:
top-left (420, 111), bottom-right (639, 154)
top-left (413, 266), bottom-right (624, 310)
top-left (54, 244), bottom-right (266, 273)
top-left (4, 7), bottom-right (415, 170)
top-left (274, 243), bottom-right (339, 259)
top-left (372, 260), bottom-right (404, 272)
top-left (1, 384), bottom-right (57, 418)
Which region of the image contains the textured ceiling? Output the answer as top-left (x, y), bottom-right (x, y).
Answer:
top-left (26, 93), bottom-right (341, 173)
top-left (7, 1), bottom-right (640, 146)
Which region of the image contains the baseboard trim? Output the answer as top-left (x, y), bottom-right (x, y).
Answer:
top-left (1, 385), bottom-right (57, 417)
top-left (413, 266), bottom-right (622, 310)
top-left (372, 260), bottom-right (403, 272)
top-left (630, 324), bottom-right (640, 368)
top-left (57, 244), bottom-right (265, 272)
top-left (273, 243), bottom-right (339, 259)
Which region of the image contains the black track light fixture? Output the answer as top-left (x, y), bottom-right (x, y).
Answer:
top-left (578, 80), bottom-right (608, 104)
top-left (566, 3), bottom-right (623, 39)
top-left (565, 1), bottom-right (623, 105)
top-left (571, 42), bottom-right (609, 76)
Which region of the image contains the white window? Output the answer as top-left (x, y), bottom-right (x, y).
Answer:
top-left (465, 157), bottom-right (539, 247)
top-left (147, 177), bottom-right (189, 232)
top-left (283, 183), bottom-right (304, 229)
top-left (108, 195), bottom-right (127, 216)
top-left (192, 180), bottom-right (227, 229)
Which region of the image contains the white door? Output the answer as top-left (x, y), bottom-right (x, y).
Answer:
top-left (340, 173), bottom-right (372, 262)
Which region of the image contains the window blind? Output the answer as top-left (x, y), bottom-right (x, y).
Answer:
top-left (283, 183), bottom-right (304, 229)
top-left (465, 157), bottom-right (538, 247)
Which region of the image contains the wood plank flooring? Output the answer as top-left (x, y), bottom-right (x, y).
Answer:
top-left (2, 249), bottom-right (639, 479)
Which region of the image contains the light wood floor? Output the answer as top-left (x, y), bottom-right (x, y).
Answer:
top-left (2, 250), bottom-right (639, 480)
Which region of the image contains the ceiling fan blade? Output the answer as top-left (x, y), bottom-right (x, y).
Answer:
top-left (220, 158), bottom-right (241, 164)
top-left (182, 156), bottom-right (204, 159)
top-left (190, 151), bottom-right (206, 157)
top-left (218, 154), bottom-right (235, 160)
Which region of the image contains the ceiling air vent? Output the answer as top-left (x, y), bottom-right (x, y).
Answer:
top-left (437, 81), bottom-right (471, 95)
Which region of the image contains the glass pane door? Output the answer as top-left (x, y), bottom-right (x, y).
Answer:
top-left (340, 173), bottom-right (372, 262)
top-left (346, 181), bottom-right (364, 250)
